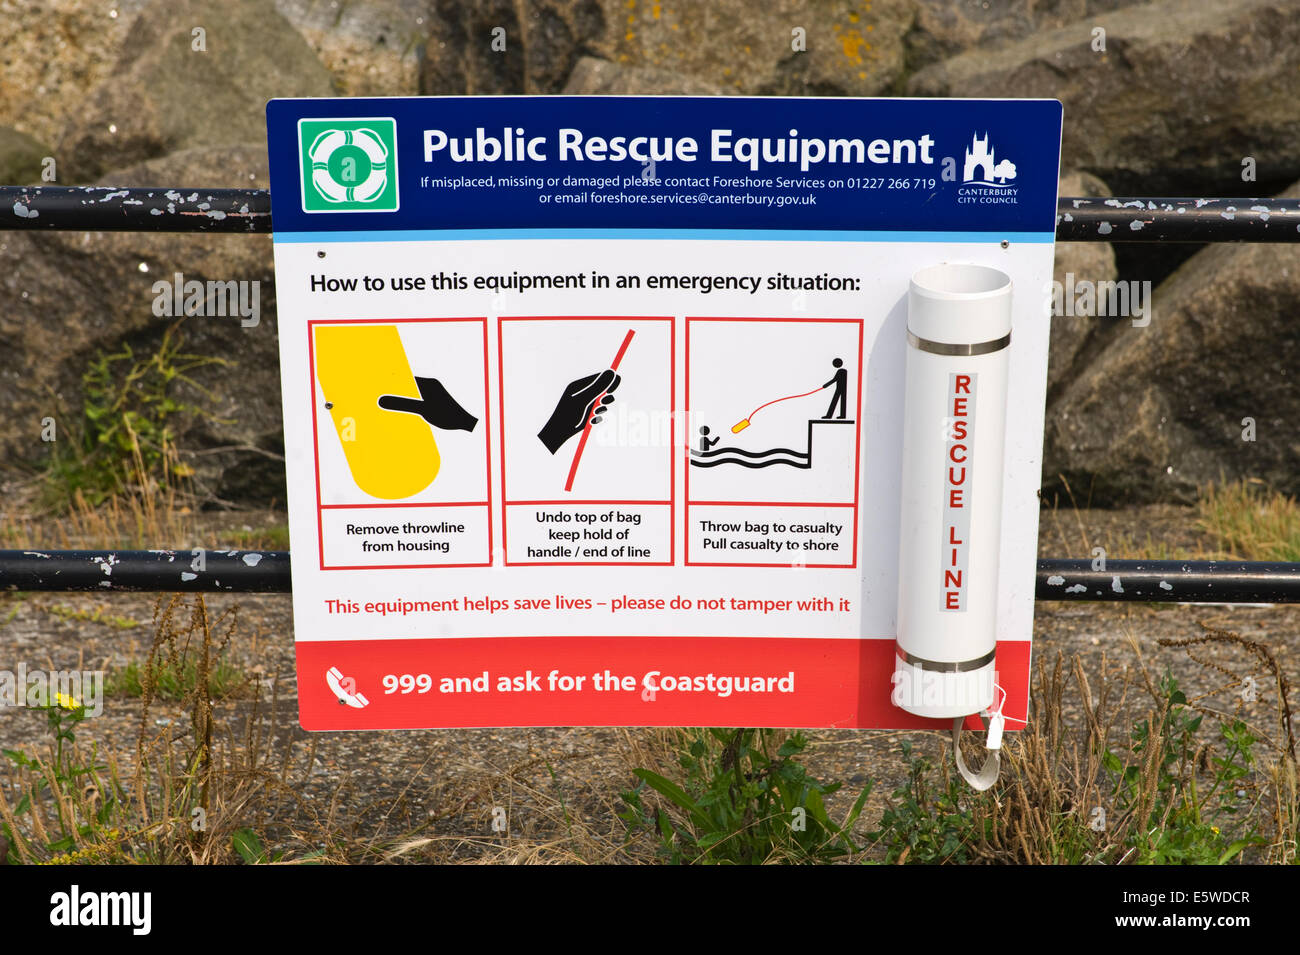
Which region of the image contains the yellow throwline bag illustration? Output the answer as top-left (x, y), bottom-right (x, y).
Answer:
top-left (315, 324), bottom-right (438, 499)
top-left (315, 323), bottom-right (483, 500)
top-left (314, 324), bottom-right (482, 498)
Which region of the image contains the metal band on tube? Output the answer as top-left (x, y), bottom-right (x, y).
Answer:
top-left (906, 331), bottom-right (1011, 356)
top-left (895, 646), bottom-right (998, 673)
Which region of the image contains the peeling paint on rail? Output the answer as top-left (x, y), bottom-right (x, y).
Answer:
top-left (4, 552), bottom-right (1300, 601)
top-left (0, 186), bottom-right (271, 232)
top-left (2, 189), bottom-right (1299, 240)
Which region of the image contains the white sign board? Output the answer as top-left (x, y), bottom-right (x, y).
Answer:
top-left (266, 95), bottom-right (1062, 729)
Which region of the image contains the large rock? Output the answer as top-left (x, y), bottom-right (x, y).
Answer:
top-left (1048, 170), bottom-right (1119, 399)
top-left (0, 0), bottom-right (138, 148)
top-left (908, 0), bottom-right (1300, 195)
top-left (58, 0), bottom-right (335, 181)
top-left (1043, 179), bottom-right (1300, 504)
top-left (273, 0), bottom-right (428, 96)
top-left (421, 0), bottom-right (600, 95)
top-left (0, 145), bottom-right (284, 506)
top-left (904, 0), bottom-right (1137, 72)
top-left (422, 0), bottom-right (913, 97)
top-left (0, 127), bottom-right (50, 185)
top-left (563, 56), bottom-right (724, 95)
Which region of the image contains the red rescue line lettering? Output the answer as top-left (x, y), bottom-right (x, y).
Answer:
top-left (942, 372), bottom-right (976, 611)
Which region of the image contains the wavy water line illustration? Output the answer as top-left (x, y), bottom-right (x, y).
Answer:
top-left (689, 418), bottom-right (854, 471)
top-left (694, 445), bottom-right (805, 460)
top-left (691, 452), bottom-right (810, 469)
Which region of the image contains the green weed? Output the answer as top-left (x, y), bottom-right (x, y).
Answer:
top-left (864, 644), bottom-right (1283, 865)
top-left (223, 524), bottom-right (291, 550)
top-left (619, 728), bottom-right (870, 864)
top-left (106, 657), bottom-right (244, 701)
top-left (1106, 674), bottom-right (1263, 864)
top-left (868, 739), bottom-right (977, 864)
top-left (41, 321), bottom-right (230, 510)
top-left (0, 693), bottom-right (130, 864)
top-left (39, 603), bottom-right (141, 631)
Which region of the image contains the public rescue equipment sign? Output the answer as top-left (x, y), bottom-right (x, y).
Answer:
top-left (265, 95), bottom-right (1063, 730)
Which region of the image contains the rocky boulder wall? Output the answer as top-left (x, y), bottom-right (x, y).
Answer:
top-left (0, 146), bottom-right (283, 505)
top-left (1043, 181), bottom-right (1300, 504)
top-left (908, 0), bottom-right (1300, 198)
top-left (421, 0), bottom-right (914, 97)
top-left (58, 0), bottom-right (335, 181)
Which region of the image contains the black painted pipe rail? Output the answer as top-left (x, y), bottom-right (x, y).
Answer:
top-left (3, 551), bottom-right (1300, 603)
top-left (1055, 197), bottom-right (1300, 243)
top-left (1036, 559), bottom-right (1300, 603)
top-left (3, 187), bottom-right (1300, 241)
top-left (1, 186), bottom-right (270, 233)
top-left (0, 549), bottom-right (292, 593)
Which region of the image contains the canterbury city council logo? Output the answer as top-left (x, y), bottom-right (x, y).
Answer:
top-left (961, 132), bottom-right (1016, 186)
top-left (298, 117), bottom-right (399, 213)
top-left (957, 131), bottom-right (1019, 207)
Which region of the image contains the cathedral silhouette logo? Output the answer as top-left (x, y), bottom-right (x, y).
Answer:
top-left (962, 132), bottom-right (1017, 187)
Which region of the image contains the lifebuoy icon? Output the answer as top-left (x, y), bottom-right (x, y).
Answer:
top-left (308, 127), bottom-right (391, 204)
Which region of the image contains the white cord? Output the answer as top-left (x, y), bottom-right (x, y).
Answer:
top-left (952, 713), bottom-right (1001, 790)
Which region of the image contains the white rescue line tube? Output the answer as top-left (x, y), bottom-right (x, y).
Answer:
top-left (893, 263), bottom-right (1012, 788)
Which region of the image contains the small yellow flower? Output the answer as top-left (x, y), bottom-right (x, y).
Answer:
top-left (55, 692), bottom-right (81, 710)
top-left (1212, 826), bottom-right (1220, 835)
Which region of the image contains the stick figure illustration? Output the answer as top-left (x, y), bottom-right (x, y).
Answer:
top-left (823, 358), bottom-right (848, 419)
top-left (698, 425), bottom-right (720, 453)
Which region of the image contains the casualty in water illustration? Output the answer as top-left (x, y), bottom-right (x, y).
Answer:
top-left (691, 356), bottom-right (855, 470)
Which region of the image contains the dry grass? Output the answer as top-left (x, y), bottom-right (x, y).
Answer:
top-left (381, 747), bottom-right (636, 865)
top-left (1, 473), bottom-right (199, 552)
top-left (1157, 625), bottom-right (1297, 864)
top-left (1042, 475), bottom-right (1300, 562)
top-left (0, 594), bottom-right (330, 865)
top-left (959, 627), bottom-right (1298, 865)
top-left (5, 474), bottom-right (1300, 864)
top-left (1196, 479), bottom-right (1300, 562)
top-left (1043, 473), bottom-right (1208, 560)
top-left (967, 650), bottom-right (1131, 863)
top-left (0, 587), bottom-right (673, 866)
top-left (3, 601), bottom-right (1296, 864)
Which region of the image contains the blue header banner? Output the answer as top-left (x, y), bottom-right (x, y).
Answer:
top-left (267, 96), bottom-right (1063, 237)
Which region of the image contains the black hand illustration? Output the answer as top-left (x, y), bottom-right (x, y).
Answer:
top-left (537, 369), bottom-right (620, 454)
top-left (378, 377), bottom-right (479, 432)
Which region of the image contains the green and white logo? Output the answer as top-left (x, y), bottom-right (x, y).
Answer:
top-left (298, 117), bottom-right (399, 213)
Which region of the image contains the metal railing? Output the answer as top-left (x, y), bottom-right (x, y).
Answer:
top-left (6, 187), bottom-right (1299, 241)
top-left (3, 549), bottom-right (1299, 604)
top-left (3, 186), bottom-right (1299, 602)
